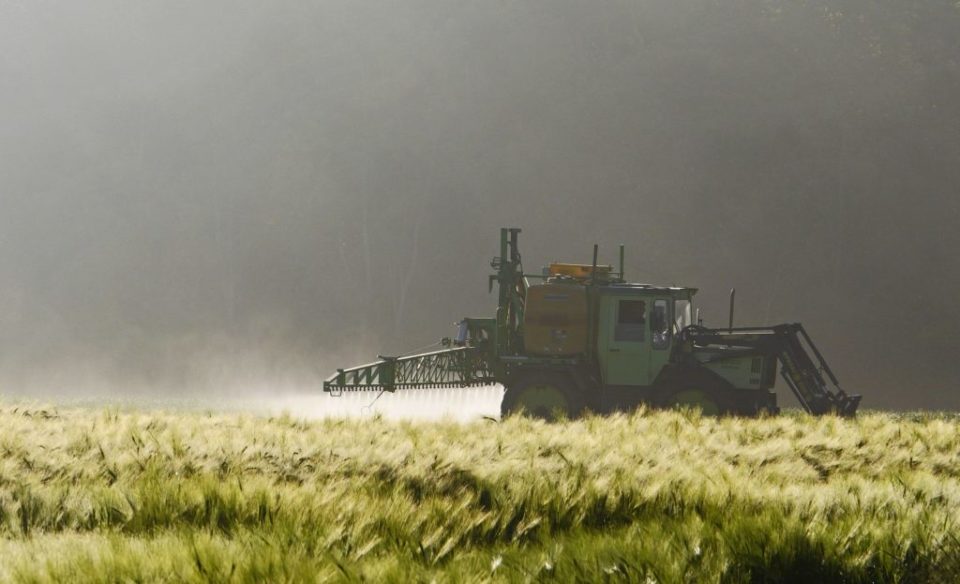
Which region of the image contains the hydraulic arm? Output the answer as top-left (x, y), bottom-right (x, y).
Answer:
top-left (682, 324), bottom-right (861, 416)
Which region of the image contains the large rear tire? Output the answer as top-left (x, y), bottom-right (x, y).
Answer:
top-left (501, 374), bottom-right (583, 421)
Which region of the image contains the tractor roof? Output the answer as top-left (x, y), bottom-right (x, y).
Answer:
top-left (603, 283), bottom-right (698, 296)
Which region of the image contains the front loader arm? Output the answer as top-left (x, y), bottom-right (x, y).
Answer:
top-left (681, 324), bottom-right (861, 416)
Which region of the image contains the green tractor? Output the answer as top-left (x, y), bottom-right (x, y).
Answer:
top-left (324, 228), bottom-right (860, 418)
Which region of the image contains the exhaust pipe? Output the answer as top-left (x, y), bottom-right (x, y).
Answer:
top-left (728, 288), bottom-right (736, 332)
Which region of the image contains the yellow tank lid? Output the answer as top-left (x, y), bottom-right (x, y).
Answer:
top-left (548, 263), bottom-right (613, 280)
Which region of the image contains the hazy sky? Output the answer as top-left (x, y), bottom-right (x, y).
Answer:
top-left (1, 1), bottom-right (958, 409)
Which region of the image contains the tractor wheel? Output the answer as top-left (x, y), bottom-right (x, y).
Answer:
top-left (501, 374), bottom-right (583, 421)
top-left (667, 388), bottom-right (724, 416)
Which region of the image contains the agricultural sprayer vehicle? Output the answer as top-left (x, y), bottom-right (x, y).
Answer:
top-left (324, 228), bottom-right (861, 418)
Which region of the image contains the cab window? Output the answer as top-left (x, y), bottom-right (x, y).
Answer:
top-left (651, 299), bottom-right (670, 349)
top-left (673, 299), bottom-right (691, 332)
top-left (615, 299), bottom-right (646, 342)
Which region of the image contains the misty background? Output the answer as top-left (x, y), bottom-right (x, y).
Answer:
top-left (1, 0), bottom-right (958, 410)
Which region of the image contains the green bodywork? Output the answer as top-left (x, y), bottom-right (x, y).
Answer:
top-left (700, 354), bottom-right (770, 390)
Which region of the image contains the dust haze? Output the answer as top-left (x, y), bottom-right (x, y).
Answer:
top-left (1, 1), bottom-right (958, 412)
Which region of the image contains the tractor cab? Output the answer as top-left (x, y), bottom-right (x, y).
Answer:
top-left (596, 285), bottom-right (696, 387)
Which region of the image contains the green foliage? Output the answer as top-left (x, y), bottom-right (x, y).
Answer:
top-left (0, 403), bottom-right (957, 582)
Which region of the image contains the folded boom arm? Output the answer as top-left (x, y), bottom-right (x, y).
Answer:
top-left (682, 323), bottom-right (861, 416)
top-left (322, 346), bottom-right (496, 394)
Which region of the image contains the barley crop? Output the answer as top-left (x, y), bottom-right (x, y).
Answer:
top-left (0, 402), bottom-right (957, 582)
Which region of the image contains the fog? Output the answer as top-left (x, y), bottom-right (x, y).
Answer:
top-left (1, 1), bottom-right (958, 411)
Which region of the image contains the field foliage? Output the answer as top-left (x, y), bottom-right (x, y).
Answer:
top-left (0, 402), bottom-right (958, 582)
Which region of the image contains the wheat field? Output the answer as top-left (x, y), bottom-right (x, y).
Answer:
top-left (0, 401), bottom-right (957, 583)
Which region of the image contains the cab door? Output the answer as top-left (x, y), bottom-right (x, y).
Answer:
top-left (599, 294), bottom-right (651, 385)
